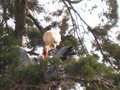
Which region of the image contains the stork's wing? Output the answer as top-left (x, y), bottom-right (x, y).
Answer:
top-left (43, 30), bottom-right (61, 45)
top-left (54, 46), bottom-right (76, 60)
top-left (51, 31), bottom-right (61, 45)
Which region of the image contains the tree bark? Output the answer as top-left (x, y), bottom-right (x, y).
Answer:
top-left (14, 0), bottom-right (26, 46)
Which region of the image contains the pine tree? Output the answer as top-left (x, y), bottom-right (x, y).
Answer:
top-left (0, 0), bottom-right (120, 90)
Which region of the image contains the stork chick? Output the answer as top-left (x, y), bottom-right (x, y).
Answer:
top-left (43, 30), bottom-right (61, 60)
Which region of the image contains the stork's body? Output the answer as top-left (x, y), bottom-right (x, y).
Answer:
top-left (43, 30), bottom-right (61, 60)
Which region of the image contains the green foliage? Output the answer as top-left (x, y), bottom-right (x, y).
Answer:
top-left (102, 42), bottom-right (120, 59)
top-left (106, 0), bottom-right (118, 20)
top-left (25, 18), bottom-right (34, 26)
top-left (104, 0), bottom-right (118, 29)
top-left (0, 27), bottom-right (4, 36)
top-left (59, 16), bottom-right (69, 34)
top-left (8, 57), bottom-right (62, 85)
top-left (11, 64), bottom-right (43, 85)
top-left (92, 27), bottom-right (107, 37)
top-left (47, 56), bottom-right (62, 65)
top-left (61, 35), bottom-right (79, 49)
top-left (0, 27), bottom-right (19, 73)
top-left (64, 55), bottom-right (120, 89)
top-left (65, 55), bottom-right (114, 80)
top-left (0, 76), bottom-right (12, 90)
top-left (8, 4), bottom-right (16, 18)
top-left (0, 0), bottom-right (119, 89)
top-left (114, 73), bottom-right (120, 86)
top-left (1, 55), bottom-right (119, 89)
top-left (102, 41), bottom-right (120, 68)
top-left (6, 57), bottom-right (62, 88)
top-left (28, 31), bottom-right (44, 47)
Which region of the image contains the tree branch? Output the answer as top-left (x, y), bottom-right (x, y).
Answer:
top-left (62, 0), bottom-right (88, 54)
top-left (27, 13), bottom-right (43, 30)
top-left (65, 0), bottom-right (83, 4)
top-left (62, 0), bottom-right (114, 67)
top-left (27, 13), bottom-right (58, 31)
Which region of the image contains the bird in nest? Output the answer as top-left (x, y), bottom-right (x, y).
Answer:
top-left (43, 30), bottom-right (61, 60)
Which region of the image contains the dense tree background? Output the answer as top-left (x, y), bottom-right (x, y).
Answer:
top-left (0, 0), bottom-right (120, 90)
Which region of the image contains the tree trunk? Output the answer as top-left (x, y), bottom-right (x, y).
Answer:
top-left (14, 0), bottom-right (26, 46)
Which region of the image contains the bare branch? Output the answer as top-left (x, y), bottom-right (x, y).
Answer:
top-left (65, 0), bottom-right (83, 4)
top-left (62, 0), bottom-right (88, 53)
top-left (62, 0), bottom-right (115, 67)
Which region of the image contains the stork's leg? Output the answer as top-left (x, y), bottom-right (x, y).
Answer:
top-left (53, 44), bottom-right (57, 55)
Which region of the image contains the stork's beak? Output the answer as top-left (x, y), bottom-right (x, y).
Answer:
top-left (43, 46), bottom-right (49, 61)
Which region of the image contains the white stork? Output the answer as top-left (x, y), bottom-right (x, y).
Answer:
top-left (43, 30), bottom-right (61, 60)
